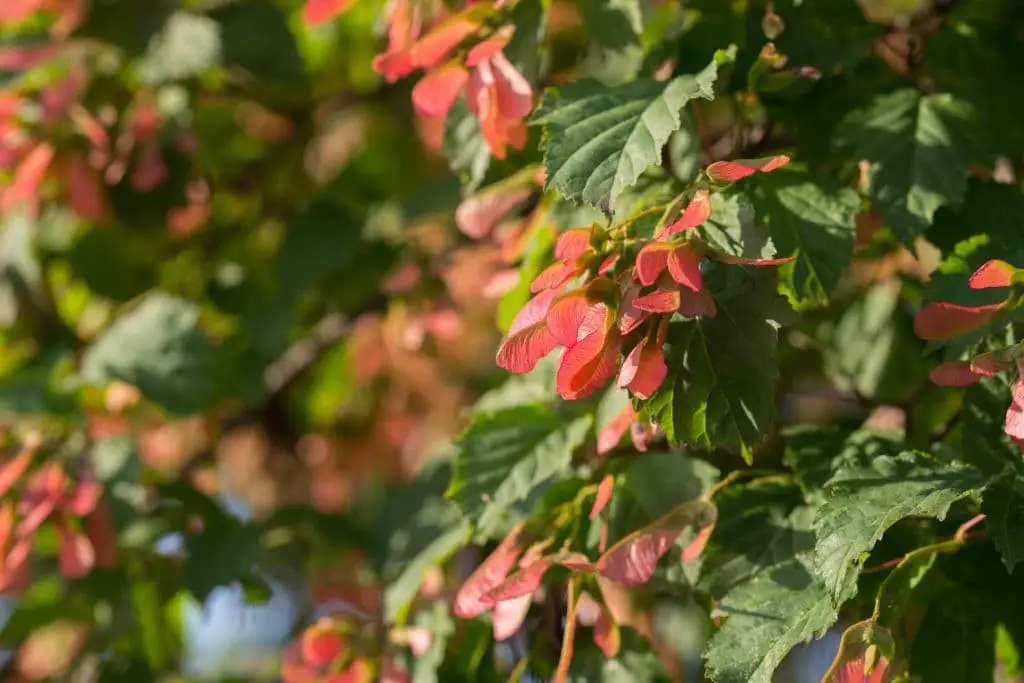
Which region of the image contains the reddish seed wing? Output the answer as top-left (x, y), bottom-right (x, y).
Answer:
top-left (596, 500), bottom-right (715, 585)
top-left (593, 610), bottom-right (621, 658)
top-left (667, 246), bottom-right (703, 292)
top-left (913, 301), bottom-right (1002, 341)
top-left (634, 243), bottom-right (672, 286)
top-left (302, 622), bottom-right (345, 668)
top-left (680, 522), bottom-right (715, 562)
top-left (490, 52), bottom-right (534, 119)
top-left (303, 0), bottom-right (358, 25)
top-left (633, 288), bottom-right (681, 313)
top-left (969, 259), bottom-right (1017, 290)
top-left (453, 524), bottom-right (525, 618)
top-left (589, 475), bottom-right (615, 520)
top-left (531, 260), bottom-right (577, 293)
top-left (0, 448), bottom-right (32, 499)
top-left (557, 325), bottom-right (622, 400)
top-left (555, 228), bottom-right (593, 261)
top-left (61, 153), bottom-right (108, 223)
top-left (412, 63), bottom-right (469, 118)
top-left (482, 558), bottom-right (554, 605)
top-left (627, 344), bottom-right (667, 399)
top-left (617, 341), bottom-right (645, 389)
top-left (1, 142), bottom-right (54, 217)
top-left (597, 404), bottom-right (634, 456)
top-left (495, 323), bottom-right (557, 374)
top-left (657, 189), bottom-right (711, 240)
top-left (929, 362), bottom-right (981, 387)
top-left (706, 154), bottom-right (790, 183)
top-left (57, 523), bottom-right (96, 578)
top-left (464, 32), bottom-right (511, 67)
top-left (455, 183), bottom-right (532, 239)
top-left (492, 593), bottom-right (533, 641)
top-left (547, 290), bottom-right (592, 347)
top-left (1005, 375), bottom-right (1024, 442)
top-left (409, 17), bottom-right (480, 70)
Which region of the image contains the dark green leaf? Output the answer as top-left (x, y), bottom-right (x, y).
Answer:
top-left (909, 584), bottom-right (997, 683)
top-left (444, 100), bottom-right (491, 192)
top-left (534, 55), bottom-right (723, 211)
top-left (813, 451), bottom-right (985, 604)
top-left (639, 271), bottom-right (786, 461)
top-left (752, 171), bottom-right (859, 308)
top-left (703, 557), bottom-right (837, 683)
top-left (982, 474), bottom-right (1024, 572)
top-left (579, 0), bottom-right (644, 85)
top-left (700, 191), bottom-right (778, 262)
top-left (80, 293), bottom-right (217, 415)
top-left (448, 405), bottom-right (593, 535)
top-left (835, 88), bottom-right (990, 246)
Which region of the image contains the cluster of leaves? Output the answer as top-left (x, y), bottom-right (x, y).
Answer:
top-left (3, 0), bottom-right (1024, 682)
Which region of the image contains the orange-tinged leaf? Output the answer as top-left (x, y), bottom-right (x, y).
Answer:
top-left (412, 63), bottom-right (469, 118)
top-left (496, 320), bottom-right (557, 373)
top-left (634, 243), bottom-right (671, 286)
top-left (706, 155), bottom-right (790, 182)
top-left (303, 0), bottom-right (358, 25)
top-left (589, 475), bottom-right (615, 520)
top-left (928, 362), bottom-right (980, 387)
top-left (453, 523), bottom-right (525, 618)
top-left (656, 189), bottom-right (711, 240)
top-left (597, 500), bottom-right (716, 585)
top-left (913, 301), bottom-right (1002, 340)
top-left (969, 259), bottom-right (1017, 290)
top-left (667, 246), bottom-right (702, 292)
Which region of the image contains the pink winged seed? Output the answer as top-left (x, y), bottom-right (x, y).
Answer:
top-left (969, 259), bottom-right (1017, 290)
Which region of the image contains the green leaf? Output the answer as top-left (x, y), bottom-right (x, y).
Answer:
top-left (982, 474), bottom-right (1024, 572)
top-left (909, 583), bottom-right (997, 683)
top-left (812, 451), bottom-right (985, 604)
top-left (698, 481), bottom-right (811, 597)
top-left (136, 11), bottom-right (222, 84)
top-left (209, 0), bottom-right (309, 100)
top-left (769, 0), bottom-right (880, 74)
top-left (604, 452), bottom-right (719, 547)
top-left (0, 211), bottom-right (45, 328)
top-left (703, 557), bottom-right (838, 683)
top-left (80, 293), bottom-right (217, 415)
top-left (183, 516), bottom-right (263, 602)
top-left (699, 191), bottom-right (778, 262)
top-left (752, 171), bottom-right (859, 308)
top-left (448, 405), bottom-right (593, 535)
top-left (813, 282), bottom-right (929, 403)
top-left (579, 0), bottom-right (644, 85)
top-left (277, 203), bottom-right (365, 295)
top-left (474, 355), bottom-right (558, 412)
top-left (412, 602), bottom-right (456, 683)
top-left (835, 88), bottom-right (989, 246)
top-left (74, 0), bottom-right (180, 55)
top-left (639, 271), bottom-right (786, 461)
top-left (444, 100), bottom-right (491, 192)
top-left (384, 521), bottom-right (469, 624)
top-left (534, 55), bottom-right (722, 211)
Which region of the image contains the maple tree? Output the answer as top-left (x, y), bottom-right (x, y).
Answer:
top-left (2, 0), bottom-right (1024, 681)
